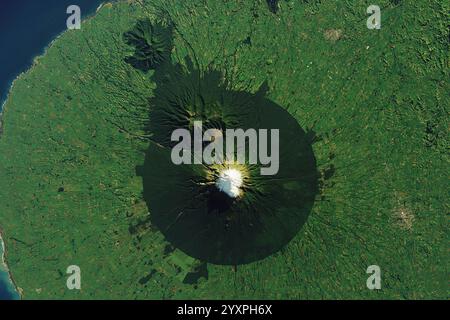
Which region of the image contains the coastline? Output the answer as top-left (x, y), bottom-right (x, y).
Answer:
top-left (0, 1), bottom-right (110, 300)
top-left (0, 228), bottom-right (21, 299)
top-left (0, 1), bottom-right (109, 114)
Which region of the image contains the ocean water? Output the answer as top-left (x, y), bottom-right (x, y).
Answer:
top-left (0, 0), bottom-right (106, 300)
top-left (0, 0), bottom-right (106, 110)
top-left (0, 237), bottom-right (19, 300)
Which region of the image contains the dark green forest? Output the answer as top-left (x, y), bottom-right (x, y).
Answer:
top-left (0, 0), bottom-right (447, 299)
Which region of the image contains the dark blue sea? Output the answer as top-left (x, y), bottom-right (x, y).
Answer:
top-left (0, 0), bottom-right (106, 300)
top-left (0, 239), bottom-right (20, 300)
top-left (0, 0), bottom-right (106, 110)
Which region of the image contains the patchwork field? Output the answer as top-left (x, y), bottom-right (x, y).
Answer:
top-left (0, 0), bottom-right (447, 299)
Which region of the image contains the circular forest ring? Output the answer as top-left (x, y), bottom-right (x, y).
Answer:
top-left (133, 22), bottom-right (319, 263)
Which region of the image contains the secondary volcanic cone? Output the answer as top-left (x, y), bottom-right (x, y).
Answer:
top-left (137, 59), bottom-right (319, 265)
top-left (123, 19), bottom-right (174, 72)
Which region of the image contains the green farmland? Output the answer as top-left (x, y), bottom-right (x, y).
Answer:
top-left (0, 0), bottom-right (447, 299)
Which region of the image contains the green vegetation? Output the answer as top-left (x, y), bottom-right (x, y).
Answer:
top-left (123, 19), bottom-right (174, 72)
top-left (139, 51), bottom-right (318, 265)
top-left (0, 0), bottom-right (447, 299)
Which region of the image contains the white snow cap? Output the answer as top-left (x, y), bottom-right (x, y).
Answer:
top-left (215, 168), bottom-right (243, 198)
